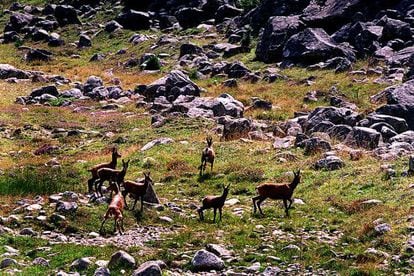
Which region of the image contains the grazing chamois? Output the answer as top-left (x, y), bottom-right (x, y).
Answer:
top-left (199, 136), bottom-right (215, 176)
top-left (120, 172), bottom-right (154, 212)
top-left (95, 159), bottom-right (130, 197)
top-left (99, 181), bottom-right (125, 235)
top-left (252, 170), bottom-right (301, 217)
top-left (87, 147), bottom-right (121, 193)
top-left (198, 184), bottom-right (230, 222)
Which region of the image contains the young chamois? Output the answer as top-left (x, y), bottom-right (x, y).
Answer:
top-left (199, 136), bottom-right (215, 176)
top-left (99, 181), bottom-right (125, 235)
top-left (87, 147), bottom-right (121, 193)
top-left (252, 170), bottom-right (301, 217)
top-left (120, 172), bottom-right (154, 212)
top-left (95, 159), bottom-right (130, 197)
top-left (198, 184), bottom-right (230, 222)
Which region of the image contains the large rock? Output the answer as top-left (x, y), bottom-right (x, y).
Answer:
top-left (191, 249), bottom-right (225, 272)
top-left (140, 70), bottom-right (200, 102)
top-left (371, 80), bottom-right (414, 106)
top-left (389, 131), bottom-right (414, 144)
top-left (357, 114), bottom-right (408, 134)
top-left (241, 0), bottom-right (310, 31)
top-left (175, 8), bottom-right (204, 29)
top-left (56, 201), bottom-right (78, 214)
top-left (30, 85), bottom-right (59, 97)
top-left (116, 10), bottom-right (150, 30)
top-left (54, 5), bottom-right (81, 26)
top-left (296, 137), bottom-right (332, 155)
top-left (84, 76), bottom-right (104, 93)
top-left (215, 4), bottom-right (242, 24)
top-left (283, 28), bottom-right (356, 65)
top-left (256, 16), bottom-right (304, 63)
top-left (172, 93), bottom-right (244, 119)
top-left (345, 126), bottom-right (381, 149)
top-left (380, 16), bottom-right (412, 42)
top-left (25, 48), bottom-right (52, 62)
top-left (219, 117), bottom-right (253, 141)
top-left (304, 106), bottom-right (361, 133)
top-left (314, 155), bottom-right (345, 170)
top-left (5, 12), bottom-right (33, 32)
top-left (0, 64), bottom-right (30, 79)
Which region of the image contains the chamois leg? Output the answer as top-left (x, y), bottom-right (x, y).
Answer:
top-left (213, 208), bottom-right (217, 223)
top-left (94, 179), bottom-right (100, 197)
top-left (113, 218), bottom-right (117, 233)
top-left (197, 207), bottom-right (204, 220)
top-left (219, 207), bottom-right (222, 222)
top-left (132, 199), bottom-right (138, 211)
top-left (210, 161), bottom-right (214, 173)
top-left (256, 197), bottom-right (266, 216)
top-left (122, 192), bottom-right (129, 209)
top-left (287, 198), bottom-right (293, 209)
top-left (252, 196), bottom-right (260, 214)
top-left (140, 196), bottom-right (144, 213)
top-left (99, 217), bottom-right (108, 234)
top-left (87, 178), bottom-right (96, 193)
top-left (283, 199), bottom-right (289, 217)
top-left (97, 179), bottom-right (105, 197)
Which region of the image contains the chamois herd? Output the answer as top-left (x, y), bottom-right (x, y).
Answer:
top-left (89, 137), bottom-right (301, 235)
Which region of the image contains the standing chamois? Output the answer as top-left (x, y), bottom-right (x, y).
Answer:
top-left (87, 147), bottom-right (121, 193)
top-left (99, 181), bottom-right (125, 235)
top-left (95, 159), bottom-right (130, 197)
top-left (252, 170), bottom-right (301, 217)
top-left (199, 136), bottom-right (215, 176)
top-left (119, 172), bottom-right (154, 212)
top-left (198, 184), bottom-right (230, 222)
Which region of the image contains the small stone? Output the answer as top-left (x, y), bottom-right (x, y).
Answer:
top-left (191, 249), bottom-right (225, 272)
top-left (159, 216), bottom-right (173, 223)
top-left (94, 267), bottom-right (110, 276)
top-left (0, 258), bottom-right (17, 268)
top-left (132, 261), bottom-right (162, 276)
top-left (283, 244), bottom-right (301, 251)
top-left (108, 251), bottom-right (135, 268)
top-left (32, 257), bottom-right (49, 267)
top-left (374, 223), bottom-right (391, 235)
top-left (225, 198), bottom-right (239, 206)
top-left (71, 257), bottom-right (93, 271)
top-left (19, 228), bottom-right (37, 236)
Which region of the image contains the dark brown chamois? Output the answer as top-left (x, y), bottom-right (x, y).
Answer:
top-left (99, 181), bottom-right (125, 235)
top-left (199, 136), bottom-right (215, 176)
top-left (87, 147), bottom-right (121, 193)
top-left (252, 170), bottom-right (301, 217)
top-left (119, 172), bottom-right (154, 212)
top-left (96, 159), bottom-right (129, 197)
top-left (198, 184), bottom-right (230, 222)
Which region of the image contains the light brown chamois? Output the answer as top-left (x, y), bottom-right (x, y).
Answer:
top-left (198, 184), bottom-right (230, 222)
top-left (99, 181), bottom-right (125, 235)
top-left (253, 170), bottom-right (301, 217)
top-left (87, 147), bottom-right (121, 193)
top-left (96, 159), bottom-right (130, 197)
top-left (120, 172), bottom-right (154, 212)
top-left (199, 136), bottom-right (215, 176)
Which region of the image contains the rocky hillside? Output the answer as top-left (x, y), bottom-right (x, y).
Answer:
top-left (0, 0), bottom-right (413, 275)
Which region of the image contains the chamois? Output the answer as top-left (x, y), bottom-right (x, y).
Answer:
top-left (119, 172), bottom-right (154, 212)
top-left (87, 147), bottom-right (121, 193)
top-left (95, 159), bottom-right (129, 197)
top-left (198, 184), bottom-right (230, 222)
top-left (199, 136), bottom-right (215, 176)
top-left (252, 170), bottom-right (301, 217)
top-left (99, 181), bottom-right (125, 235)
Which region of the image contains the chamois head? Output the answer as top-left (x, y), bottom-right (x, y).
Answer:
top-left (222, 183), bottom-right (230, 196)
top-left (122, 159), bottom-right (130, 170)
top-left (206, 136), bottom-right (213, 147)
top-left (143, 171), bottom-right (153, 186)
top-left (292, 170), bottom-right (301, 185)
top-left (112, 147), bottom-right (122, 158)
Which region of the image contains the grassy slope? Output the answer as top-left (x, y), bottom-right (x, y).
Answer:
top-left (0, 1), bottom-right (412, 275)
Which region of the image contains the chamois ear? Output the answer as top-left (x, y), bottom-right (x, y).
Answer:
top-left (226, 183), bottom-right (231, 189)
top-left (146, 171), bottom-right (151, 177)
top-left (143, 172), bottom-right (147, 177)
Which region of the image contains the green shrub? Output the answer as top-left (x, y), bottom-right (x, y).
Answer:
top-left (237, 0), bottom-right (260, 11)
